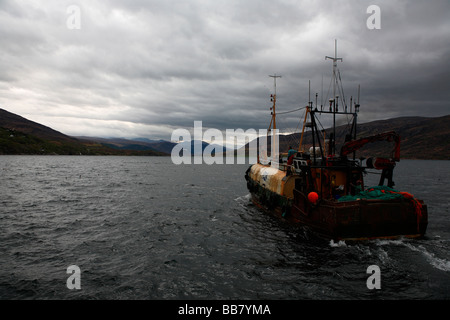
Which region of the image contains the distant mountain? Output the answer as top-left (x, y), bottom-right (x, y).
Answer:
top-left (81, 137), bottom-right (230, 155)
top-left (3, 108), bottom-right (446, 159)
top-left (75, 136), bottom-right (178, 154)
top-left (176, 140), bottom-right (232, 155)
top-left (132, 138), bottom-right (165, 144)
top-left (350, 116), bottom-right (450, 159)
top-left (146, 140), bottom-right (177, 154)
top-left (177, 140), bottom-right (213, 155)
top-left (242, 115), bottom-right (450, 160)
top-left (0, 108), bottom-right (169, 156)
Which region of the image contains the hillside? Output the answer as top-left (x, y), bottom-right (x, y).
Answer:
top-left (78, 137), bottom-right (228, 155)
top-left (2, 108), bottom-right (448, 159)
top-left (0, 108), bottom-right (79, 143)
top-left (75, 136), bottom-right (177, 154)
top-left (0, 108), bottom-right (168, 156)
top-left (242, 115), bottom-right (450, 160)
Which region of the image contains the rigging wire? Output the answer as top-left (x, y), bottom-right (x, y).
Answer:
top-left (276, 113), bottom-right (301, 150)
top-left (325, 75), bottom-right (333, 109)
top-left (275, 105), bottom-right (308, 150)
top-left (337, 69), bottom-right (348, 110)
top-left (276, 106), bottom-right (306, 115)
top-left (314, 114), bottom-right (326, 133)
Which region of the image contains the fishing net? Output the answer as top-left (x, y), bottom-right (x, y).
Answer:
top-left (338, 185), bottom-right (404, 202)
top-left (337, 185), bottom-right (424, 232)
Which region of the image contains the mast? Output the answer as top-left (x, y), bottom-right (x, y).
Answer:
top-left (325, 39), bottom-right (343, 155)
top-left (298, 106), bottom-right (310, 152)
top-left (269, 74), bottom-right (281, 162)
top-left (269, 74), bottom-right (281, 131)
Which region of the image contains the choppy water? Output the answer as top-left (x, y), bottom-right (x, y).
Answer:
top-left (0, 156), bottom-right (449, 300)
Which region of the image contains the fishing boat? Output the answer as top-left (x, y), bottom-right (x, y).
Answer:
top-left (245, 42), bottom-right (428, 241)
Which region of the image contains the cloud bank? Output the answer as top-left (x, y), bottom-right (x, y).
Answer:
top-left (0, 0), bottom-right (449, 140)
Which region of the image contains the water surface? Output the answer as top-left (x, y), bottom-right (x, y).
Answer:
top-left (0, 156), bottom-right (449, 299)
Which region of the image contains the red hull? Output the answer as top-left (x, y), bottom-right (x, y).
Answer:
top-left (250, 190), bottom-right (428, 241)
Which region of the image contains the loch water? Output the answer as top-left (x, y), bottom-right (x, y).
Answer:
top-left (0, 156), bottom-right (449, 300)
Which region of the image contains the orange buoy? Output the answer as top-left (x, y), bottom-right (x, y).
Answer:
top-left (308, 192), bottom-right (319, 204)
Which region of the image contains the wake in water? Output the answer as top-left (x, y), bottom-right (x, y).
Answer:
top-left (403, 243), bottom-right (450, 272)
top-left (328, 237), bottom-right (450, 274)
top-left (234, 193), bottom-right (252, 206)
top-left (241, 199), bottom-right (450, 275)
top-left (329, 240), bottom-right (347, 247)
top-left (373, 239), bottom-right (450, 272)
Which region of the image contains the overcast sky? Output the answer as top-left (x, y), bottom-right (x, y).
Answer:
top-left (0, 0), bottom-right (449, 143)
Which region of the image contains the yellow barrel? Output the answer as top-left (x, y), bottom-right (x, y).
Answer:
top-left (248, 163), bottom-right (296, 199)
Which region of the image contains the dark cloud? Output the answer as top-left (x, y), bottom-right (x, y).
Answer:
top-left (0, 0), bottom-right (448, 141)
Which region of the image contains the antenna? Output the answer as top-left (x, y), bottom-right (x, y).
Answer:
top-left (308, 80), bottom-right (311, 108)
top-left (325, 39), bottom-right (343, 104)
top-left (269, 74), bottom-right (281, 96)
top-left (357, 84), bottom-right (360, 104)
top-left (321, 74), bottom-right (324, 111)
top-left (315, 93), bottom-right (318, 111)
top-left (325, 39), bottom-right (343, 155)
top-left (355, 84), bottom-right (360, 113)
